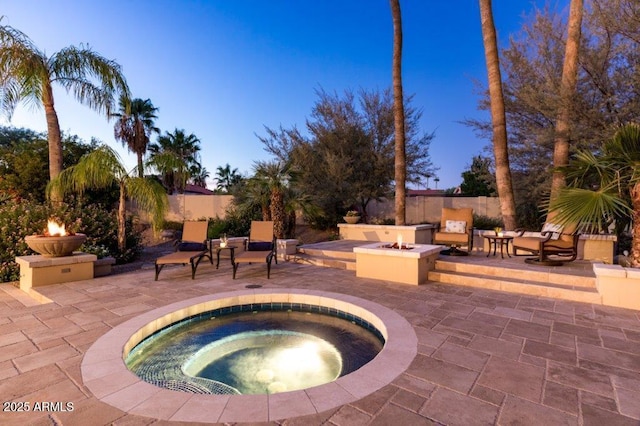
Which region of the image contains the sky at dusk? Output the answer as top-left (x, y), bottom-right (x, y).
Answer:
top-left (1, 0), bottom-right (565, 190)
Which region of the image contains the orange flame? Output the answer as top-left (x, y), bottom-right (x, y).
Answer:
top-left (47, 220), bottom-right (67, 237)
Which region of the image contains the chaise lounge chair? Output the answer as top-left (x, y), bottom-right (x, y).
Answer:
top-left (155, 221), bottom-right (212, 280)
top-left (512, 213), bottom-right (580, 266)
top-left (433, 207), bottom-right (474, 255)
top-left (232, 220), bottom-right (277, 279)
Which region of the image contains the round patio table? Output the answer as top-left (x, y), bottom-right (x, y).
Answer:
top-left (483, 235), bottom-right (513, 259)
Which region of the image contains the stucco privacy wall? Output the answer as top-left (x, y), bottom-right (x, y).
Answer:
top-left (164, 194), bottom-right (233, 221)
top-left (367, 196), bottom-right (501, 223)
top-left (144, 195), bottom-right (502, 223)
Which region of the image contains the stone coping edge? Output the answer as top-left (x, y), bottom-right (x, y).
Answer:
top-left (593, 263), bottom-right (640, 279)
top-left (81, 288), bottom-right (418, 423)
top-left (354, 243), bottom-right (443, 259)
top-left (337, 223), bottom-right (435, 230)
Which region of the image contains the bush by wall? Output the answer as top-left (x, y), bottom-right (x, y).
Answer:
top-left (0, 200), bottom-right (143, 282)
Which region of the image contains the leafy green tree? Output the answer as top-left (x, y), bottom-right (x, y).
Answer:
top-left (147, 128), bottom-right (202, 193)
top-left (0, 21), bottom-right (129, 200)
top-left (260, 88), bottom-right (437, 227)
top-left (215, 163), bottom-right (242, 193)
top-left (460, 155), bottom-right (496, 196)
top-left (48, 145), bottom-right (168, 252)
top-left (112, 96), bottom-right (159, 178)
top-left (0, 127), bottom-right (118, 204)
top-left (549, 123), bottom-right (640, 266)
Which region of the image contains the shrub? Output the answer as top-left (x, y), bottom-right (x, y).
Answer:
top-left (0, 200), bottom-right (143, 282)
top-left (81, 244), bottom-right (111, 259)
top-left (473, 214), bottom-right (504, 230)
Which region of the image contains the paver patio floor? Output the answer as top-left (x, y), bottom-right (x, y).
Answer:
top-left (1, 256), bottom-right (639, 425)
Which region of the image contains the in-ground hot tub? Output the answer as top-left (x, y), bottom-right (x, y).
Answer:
top-left (125, 302), bottom-right (385, 395)
top-left (82, 289), bottom-right (417, 423)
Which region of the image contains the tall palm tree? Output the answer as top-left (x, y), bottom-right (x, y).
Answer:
top-left (0, 21), bottom-right (129, 200)
top-left (147, 129), bottom-right (201, 193)
top-left (390, 0), bottom-right (406, 226)
top-left (550, 0), bottom-right (584, 200)
top-left (112, 96), bottom-right (159, 178)
top-left (549, 124), bottom-right (640, 267)
top-left (48, 145), bottom-right (167, 253)
top-left (215, 163), bottom-right (242, 193)
top-left (478, 0), bottom-right (517, 230)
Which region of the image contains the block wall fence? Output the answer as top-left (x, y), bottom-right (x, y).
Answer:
top-left (134, 195), bottom-right (502, 224)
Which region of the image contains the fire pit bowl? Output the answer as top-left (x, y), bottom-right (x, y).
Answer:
top-left (25, 234), bottom-right (87, 257)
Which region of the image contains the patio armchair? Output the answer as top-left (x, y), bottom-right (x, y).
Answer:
top-left (512, 213), bottom-right (580, 266)
top-left (155, 221), bottom-right (212, 280)
top-left (433, 207), bottom-right (474, 255)
top-left (232, 221), bottom-right (277, 279)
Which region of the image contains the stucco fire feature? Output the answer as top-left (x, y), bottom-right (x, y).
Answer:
top-left (353, 243), bottom-right (442, 285)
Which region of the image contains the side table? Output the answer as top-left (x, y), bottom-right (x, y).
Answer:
top-left (483, 235), bottom-right (514, 259)
top-left (213, 245), bottom-right (236, 269)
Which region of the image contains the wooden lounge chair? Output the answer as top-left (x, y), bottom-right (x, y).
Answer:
top-left (512, 213), bottom-right (579, 266)
top-left (433, 207), bottom-right (474, 256)
top-left (155, 221), bottom-right (212, 280)
top-left (232, 221), bottom-right (276, 279)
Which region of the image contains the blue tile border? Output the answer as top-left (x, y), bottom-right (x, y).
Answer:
top-left (135, 301), bottom-right (385, 352)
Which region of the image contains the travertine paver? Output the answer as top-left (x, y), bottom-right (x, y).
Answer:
top-left (0, 254), bottom-right (638, 425)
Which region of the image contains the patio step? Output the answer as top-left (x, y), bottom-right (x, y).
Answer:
top-left (429, 262), bottom-right (601, 304)
top-left (293, 246), bottom-right (356, 271)
top-left (296, 246), bottom-right (356, 260)
top-left (433, 259), bottom-right (597, 289)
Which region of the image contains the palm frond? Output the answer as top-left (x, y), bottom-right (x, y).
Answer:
top-left (48, 145), bottom-right (127, 197)
top-left (126, 177), bottom-right (168, 229)
top-left (49, 45), bottom-right (129, 115)
top-left (549, 187), bottom-right (631, 232)
top-left (0, 26), bottom-right (46, 117)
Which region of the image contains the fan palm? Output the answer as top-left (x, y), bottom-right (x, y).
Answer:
top-left (0, 21), bottom-right (129, 200)
top-left (112, 96), bottom-right (159, 178)
top-left (253, 160), bottom-right (294, 239)
top-left (215, 163), bottom-right (242, 193)
top-left (147, 129), bottom-right (202, 193)
top-left (48, 145), bottom-right (168, 253)
top-left (549, 123), bottom-right (640, 266)
top-left (190, 164), bottom-right (210, 188)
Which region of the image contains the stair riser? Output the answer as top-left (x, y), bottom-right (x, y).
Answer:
top-left (297, 248), bottom-right (356, 260)
top-left (429, 272), bottom-right (602, 304)
top-left (293, 257), bottom-right (356, 271)
top-left (434, 260), bottom-right (596, 289)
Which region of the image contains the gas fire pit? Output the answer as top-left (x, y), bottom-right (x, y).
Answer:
top-left (25, 220), bottom-right (86, 257)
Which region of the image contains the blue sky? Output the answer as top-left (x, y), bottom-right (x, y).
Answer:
top-left (1, 0), bottom-right (563, 190)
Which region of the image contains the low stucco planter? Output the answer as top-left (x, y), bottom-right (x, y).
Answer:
top-left (593, 264), bottom-right (640, 310)
top-left (338, 223), bottom-right (436, 244)
top-left (94, 256), bottom-right (116, 277)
